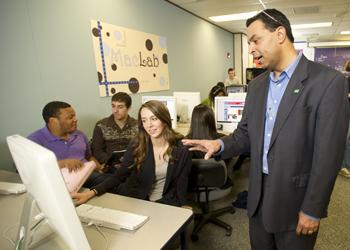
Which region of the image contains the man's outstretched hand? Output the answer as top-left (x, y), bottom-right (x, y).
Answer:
top-left (182, 139), bottom-right (221, 160)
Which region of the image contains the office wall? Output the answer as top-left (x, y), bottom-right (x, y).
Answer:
top-left (0, 0), bottom-right (234, 170)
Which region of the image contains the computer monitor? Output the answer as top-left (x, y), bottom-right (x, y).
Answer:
top-left (141, 96), bottom-right (177, 129)
top-left (173, 92), bottom-right (201, 123)
top-left (215, 94), bottom-right (247, 132)
top-left (6, 135), bottom-right (91, 250)
top-left (246, 67), bottom-right (267, 84)
top-left (226, 84), bottom-right (244, 94)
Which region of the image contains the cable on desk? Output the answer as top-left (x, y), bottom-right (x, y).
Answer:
top-left (2, 224), bottom-right (17, 247)
top-left (28, 217), bottom-right (48, 246)
top-left (83, 222), bottom-right (110, 250)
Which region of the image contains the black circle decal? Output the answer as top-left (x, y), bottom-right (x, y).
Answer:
top-left (129, 78), bottom-right (140, 93)
top-left (162, 53), bottom-right (168, 64)
top-left (92, 28), bottom-right (100, 37)
top-left (145, 39), bottom-right (153, 51)
top-left (97, 71), bottom-right (103, 82)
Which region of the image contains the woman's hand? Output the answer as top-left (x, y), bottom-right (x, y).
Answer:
top-left (71, 190), bottom-right (96, 206)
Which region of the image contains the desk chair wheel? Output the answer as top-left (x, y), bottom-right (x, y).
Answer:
top-left (226, 230), bottom-right (232, 236)
top-left (191, 234), bottom-right (199, 242)
top-left (230, 207), bottom-right (236, 214)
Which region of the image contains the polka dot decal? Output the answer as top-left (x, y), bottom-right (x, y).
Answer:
top-left (128, 77), bottom-right (140, 93)
top-left (110, 87), bottom-right (116, 94)
top-left (97, 72), bottom-right (103, 82)
top-left (162, 53), bottom-right (168, 64)
top-left (92, 28), bottom-right (100, 37)
top-left (145, 39), bottom-right (153, 51)
top-left (111, 64), bottom-right (117, 71)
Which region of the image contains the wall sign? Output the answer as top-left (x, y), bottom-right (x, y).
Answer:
top-left (91, 20), bottom-right (170, 96)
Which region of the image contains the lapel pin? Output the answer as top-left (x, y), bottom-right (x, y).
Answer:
top-left (294, 89), bottom-right (300, 94)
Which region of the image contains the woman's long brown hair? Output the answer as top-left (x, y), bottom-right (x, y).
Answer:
top-left (186, 104), bottom-right (218, 140)
top-left (133, 100), bottom-right (183, 171)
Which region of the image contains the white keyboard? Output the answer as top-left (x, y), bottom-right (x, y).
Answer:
top-left (0, 181), bottom-right (26, 194)
top-left (76, 204), bottom-right (149, 231)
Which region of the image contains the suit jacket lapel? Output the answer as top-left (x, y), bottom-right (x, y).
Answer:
top-left (255, 73), bottom-right (270, 160)
top-left (269, 56), bottom-right (309, 150)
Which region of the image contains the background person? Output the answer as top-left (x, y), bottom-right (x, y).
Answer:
top-left (186, 104), bottom-right (225, 159)
top-left (91, 92), bottom-right (138, 167)
top-left (201, 83), bottom-right (226, 109)
top-left (340, 59), bottom-right (350, 178)
top-left (224, 68), bottom-right (240, 86)
top-left (28, 101), bottom-right (107, 188)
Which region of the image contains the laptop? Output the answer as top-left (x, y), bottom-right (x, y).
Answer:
top-left (60, 161), bottom-right (96, 193)
top-left (105, 150), bottom-right (126, 166)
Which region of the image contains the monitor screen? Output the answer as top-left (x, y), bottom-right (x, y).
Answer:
top-left (215, 94), bottom-right (246, 132)
top-left (141, 96), bottom-right (177, 129)
top-left (226, 85), bottom-right (244, 94)
top-left (173, 92), bottom-right (201, 123)
top-left (246, 67), bottom-right (267, 84)
top-left (6, 135), bottom-right (90, 250)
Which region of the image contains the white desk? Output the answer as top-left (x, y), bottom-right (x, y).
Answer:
top-left (175, 122), bottom-right (231, 136)
top-left (175, 122), bottom-right (191, 136)
top-left (0, 170), bottom-right (193, 250)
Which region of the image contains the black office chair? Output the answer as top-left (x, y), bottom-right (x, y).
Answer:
top-left (189, 158), bottom-right (235, 241)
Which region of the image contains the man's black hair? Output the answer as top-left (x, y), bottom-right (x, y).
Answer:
top-left (42, 101), bottom-right (71, 124)
top-left (111, 92), bottom-right (132, 108)
top-left (246, 9), bottom-right (294, 43)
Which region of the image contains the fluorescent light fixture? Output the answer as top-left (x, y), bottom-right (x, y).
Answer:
top-left (291, 22), bottom-right (332, 29)
top-left (340, 31), bottom-right (350, 35)
top-left (292, 30), bottom-right (301, 36)
top-left (209, 11), bottom-right (258, 22)
top-left (309, 41), bottom-right (350, 47)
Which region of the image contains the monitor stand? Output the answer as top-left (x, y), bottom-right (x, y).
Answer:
top-left (16, 194), bottom-right (55, 250)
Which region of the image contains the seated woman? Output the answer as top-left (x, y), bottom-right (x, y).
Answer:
top-left (186, 104), bottom-right (225, 158)
top-left (201, 83), bottom-right (226, 109)
top-left (187, 104), bottom-right (248, 170)
top-left (72, 100), bottom-right (192, 207)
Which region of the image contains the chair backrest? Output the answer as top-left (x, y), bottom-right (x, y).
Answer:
top-left (189, 158), bottom-right (227, 189)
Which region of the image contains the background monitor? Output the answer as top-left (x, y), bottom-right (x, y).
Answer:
top-left (246, 67), bottom-right (267, 84)
top-left (141, 96), bottom-right (177, 129)
top-left (215, 94), bottom-right (247, 132)
top-left (226, 84), bottom-right (244, 94)
top-left (6, 135), bottom-right (90, 250)
top-left (173, 91), bottom-right (201, 123)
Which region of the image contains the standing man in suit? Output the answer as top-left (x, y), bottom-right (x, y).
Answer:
top-left (183, 9), bottom-right (349, 249)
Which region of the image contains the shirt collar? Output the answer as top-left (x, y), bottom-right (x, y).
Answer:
top-left (269, 51), bottom-right (303, 83)
top-left (109, 114), bottom-right (131, 128)
top-left (43, 126), bottom-right (78, 142)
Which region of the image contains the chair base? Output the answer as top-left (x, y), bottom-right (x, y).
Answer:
top-left (191, 205), bottom-right (235, 241)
